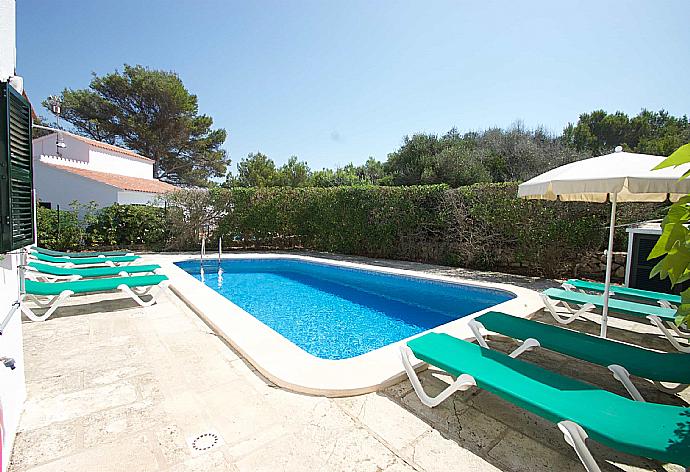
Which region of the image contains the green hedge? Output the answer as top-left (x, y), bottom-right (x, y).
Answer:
top-left (162, 183), bottom-right (664, 276)
top-left (37, 184), bottom-right (666, 277)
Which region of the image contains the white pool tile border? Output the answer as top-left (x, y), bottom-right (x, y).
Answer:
top-left (156, 254), bottom-right (544, 397)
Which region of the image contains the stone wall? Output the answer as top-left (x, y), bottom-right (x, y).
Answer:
top-left (574, 251), bottom-right (627, 281)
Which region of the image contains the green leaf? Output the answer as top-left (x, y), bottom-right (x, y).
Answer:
top-left (648, 197), bottom-right (690, 260)
top-left (677, 287), bottom-right (690, 326)
top-left (653, 143), bottom-right (690, 170)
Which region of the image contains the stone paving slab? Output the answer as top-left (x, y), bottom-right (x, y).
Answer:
top-left (8, 254), bottom-right (689, 472)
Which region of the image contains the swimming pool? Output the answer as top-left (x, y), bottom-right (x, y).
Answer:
top-left (176, 258), bottom-right (515, 360)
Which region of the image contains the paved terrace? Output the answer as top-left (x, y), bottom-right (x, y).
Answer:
top-left (9, 253), bottom-right (688, 472)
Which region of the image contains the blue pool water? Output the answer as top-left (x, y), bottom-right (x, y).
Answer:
top-left (176, 259), bottom-right (515, 360)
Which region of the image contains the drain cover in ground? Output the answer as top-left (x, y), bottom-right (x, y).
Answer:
top-left (185, 429), bottom-right (224, 455)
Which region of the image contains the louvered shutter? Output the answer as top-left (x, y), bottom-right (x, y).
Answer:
top-left (0, 82), bottom-right (34, 252)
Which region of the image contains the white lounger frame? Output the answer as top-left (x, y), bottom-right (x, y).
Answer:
top-left (400, 344), bottom-right (604, 472)
top-left (20, 280), bottom-right (170, 321)
top-left (540, 292), bottom-right (690, 353)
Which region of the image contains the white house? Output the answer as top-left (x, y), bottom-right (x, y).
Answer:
top-left (32, 131), bottom-right (176, 209)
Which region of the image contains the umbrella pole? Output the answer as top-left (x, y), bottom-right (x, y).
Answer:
top-left (601, 193), bottom-right (617, 338)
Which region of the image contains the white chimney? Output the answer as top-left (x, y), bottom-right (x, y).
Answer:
top-left (0, 0), bottom-right (16, 83)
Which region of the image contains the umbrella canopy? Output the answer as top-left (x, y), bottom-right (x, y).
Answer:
top-left (518, 150), bottom-right (690, 202)
top-left (518, 148), bottom-right (690, 338)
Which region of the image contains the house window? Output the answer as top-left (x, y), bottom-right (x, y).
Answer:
top-left (0, 82), bottom-right (34, 252)
top-left (38, 202), bottom-right (51, 209)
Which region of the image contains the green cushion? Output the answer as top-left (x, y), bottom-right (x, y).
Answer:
top-left (25, 274), bottom-right (168, 296)
top-left (476, 311), bottom-right (690, 384)
top-left (543, 287), bottom-right (676, 322)
top-left (407, 333), bottom-right (690, 465)
top-left (31, 252), bottom-right (140, 265)
top-left (28, 261), bottom-right (161, 277)
top-left (566, 279), bottom-right (681, 305)
top-left (33, 246), bottom-right (131, 258)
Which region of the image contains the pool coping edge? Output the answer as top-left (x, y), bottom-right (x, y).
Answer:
top-left (157, 253), bottom-right (544, 397)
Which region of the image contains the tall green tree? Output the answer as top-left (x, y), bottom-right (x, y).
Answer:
top-left (384, 124), bottom-right (585, 186)
top-left (355, 158), bottom-right (388, 185)
top-left (384, 133), bottom-right (445, 185)
top-left (233, 152), bottom-right (278, 187)
top-left (308, 166), bottom-right (364, 187)
top-left (563, 109), bottom-right (690, 156)
top-left (48, 64), bottom-right (229, 186)
top-left (275, 156), bottom-right (311, 187)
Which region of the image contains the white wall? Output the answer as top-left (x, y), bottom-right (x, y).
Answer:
top-left (33, 161), bottom-right (119, 210)
top-left (32, 134), bottom-right (154, 179)
top-left (88, 149), bottom-right (153, 178)
top-left (32, 134), bottom-right (89, 164)
top-left (117, 190), bottom-right (163, 206)
top-left (0, 255), bottom-right (26, 472)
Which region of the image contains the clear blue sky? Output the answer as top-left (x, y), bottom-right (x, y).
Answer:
top-left (17, 0), bottom-right (690, 172)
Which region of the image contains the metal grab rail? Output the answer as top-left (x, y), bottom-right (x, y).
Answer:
top-left (0, 300), bottom-right (21, 335)
top-left (200, 236), bottom-right (206, 281)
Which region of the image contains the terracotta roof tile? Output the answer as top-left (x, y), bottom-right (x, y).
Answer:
top-left (45, 163), bottom-right (177, 194)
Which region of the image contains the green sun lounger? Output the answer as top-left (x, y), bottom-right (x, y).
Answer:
top-left (564, 279), bottom-right (681, 307)
top-left (541, 287), bottom-right (690, 352)
top-left (30, 251), bottom-right (140, 266)
top-left (401, 333), bottom-right (690, 470)
top-left (25, 261), bottom-right (161, 281)
top-left (469, 311), bottom-right (690, 400)
top-left (32, 245), bottom-right (132, 258)
top-left (21, 274), bottom-right (169, 321)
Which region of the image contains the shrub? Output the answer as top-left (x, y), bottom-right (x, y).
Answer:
top-left (36, 184), bottom-right (667, 278)
top-left (162, 184), bottom-right (666, 277)
top-left (85, 204), bottom-right (168, 248)
top-left (36, 204), bottom-right (83, 250)
top-left (37, 203), bottom-right (167, 251)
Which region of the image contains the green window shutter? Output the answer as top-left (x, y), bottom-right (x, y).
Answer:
top-left (0, 81), bottom-right (34, 252)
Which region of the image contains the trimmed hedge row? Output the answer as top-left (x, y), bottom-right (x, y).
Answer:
top-left (162, 183), bottom-right (664, 276)
top-left (38, 183), bottom-right (665, 277)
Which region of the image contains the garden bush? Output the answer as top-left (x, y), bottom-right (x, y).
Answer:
top-left (37, 203), bottom-right (167, 251)
top-left (162, 183), bottom-right (665, 277)
top-left (36, 184), bottom-right (667, 278)
top-left (36, 204), bottom-right (83, 251)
